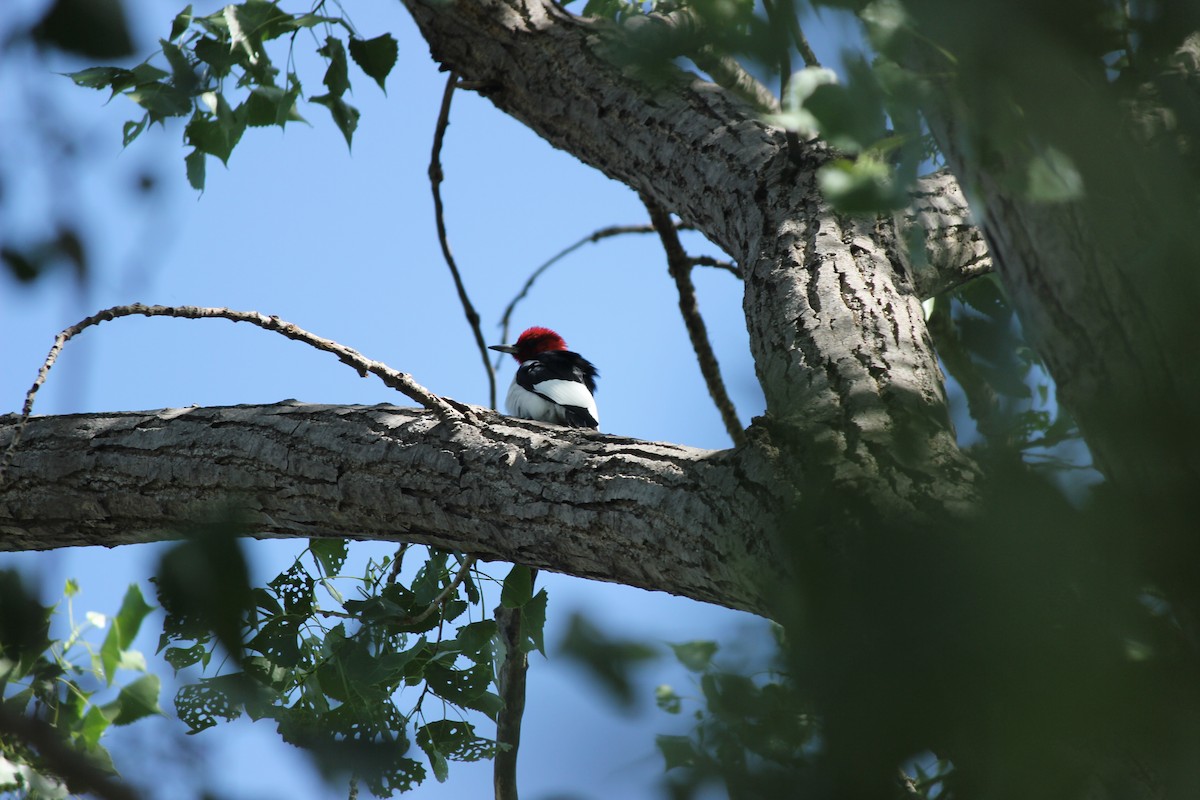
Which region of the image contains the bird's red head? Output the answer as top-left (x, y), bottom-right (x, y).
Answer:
top-left (491, 326), bottom-right (568, 362)
top-left (513, 326), bottom-right (568, 360)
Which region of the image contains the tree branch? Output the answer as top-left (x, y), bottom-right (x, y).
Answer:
top-left (0, 304), bottom-right (463, 484)
top-left (0, 402), bottom-right (784, 615)
top-left (429, 72), bottom-right (498, 410)
top-left (493, 603), bottom-right (527, 800)
top-left (901, 170), bottom-right (993, 299)
top-left (643, 196), bottom-right (746, 447)
top-left (496, 222), bottom-right (676, 360)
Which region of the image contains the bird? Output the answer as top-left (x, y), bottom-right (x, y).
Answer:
top-left (489, 326), bottom-right (600, 429)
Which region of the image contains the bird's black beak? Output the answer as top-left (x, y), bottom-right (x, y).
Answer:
top-left (489, 344), bottom-right (518, 354)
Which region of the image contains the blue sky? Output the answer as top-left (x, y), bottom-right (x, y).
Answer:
top-left (0, 2), bottom-right (871, 798)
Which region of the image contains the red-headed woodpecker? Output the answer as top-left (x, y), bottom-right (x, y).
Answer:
top-left (489, 327), bottom-right (600, 429)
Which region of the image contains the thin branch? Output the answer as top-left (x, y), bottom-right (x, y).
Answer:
top-left (690, 47), bottom-right (780, 114)
top-left (495, 222), bottom-right (693, 364)
top-left (642, 197), bottom-right (746, 446)
top-left (779, 0), bottom-right (821, 69)
top-left (0, 706), bottom-right (142, 800)
top-left (688, 254), bottom-right (741, 278)
top-left (0, 303), bottom-right (463, 484)
top-left (404, 554), bottom-right (478, 627)
top-left (429, 71), bottom-right (498, 410)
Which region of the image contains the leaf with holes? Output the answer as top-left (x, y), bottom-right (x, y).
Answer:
top-left (417, 720), bottom-right (497, 763)
top-left (269, 562), bottom-right (315, 616)
top-left (310, 538), bottom-right (349, 576)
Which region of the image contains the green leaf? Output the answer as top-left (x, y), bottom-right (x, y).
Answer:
top-left (247, 617), bottom-right (303, 667)
top-left (194, 36), bottom-right (238, 78)
top-left (559, 613), bottom-right (659, 706)
top-left (767, 66), bottom-right (839, 137)
top-left (123, 115), bottom-right (148, 147)
top-left (318, 36), bottom-right (350, 97)
top-left (170, 4), bottom-right (193, 40)
top-left (655, 684), bottom-right (682, 714)
top-left (349, 34), bottom-right (398, 93)
top-left (817, 156), bottom-right (904, 213)
top-left (34, 0), bottom-right (135, 60)
top-left (424, 662), bottom-right (491, 705)
top-left (461, 690), bottom-right (505, 721)
top-left (104, 674), bottom-right (162, 725)
top-left (310, 93), bottom-right (359, 148)
top-left (501, 564), bottom-right (533, 609)
top-left (269, 562), bottom-right (315, 616)
top-left (235, 0), bottom-right (298, 43)
top-left (127, 81), bottom-right (192, 122)
top-left (100, 584), bottom-right (154, 684)
top-left (175, 679), bottom-right (242, 733)
top-left (454, 620), bottom-right (498, 667)
top-left (670, 640), bottom-right (718, 673)
top-left (185, 96), bottom-right (246, 165)
top-left (64, 578), bottom-right (80, 598)
top-left (155, 514), bottom-right (252, 659)
top-left (164, 643), bottom-right (207, 671)
top-left (310, 538), bottom-right (349, 576)
top-left (656, 734), bottom-right (697, 771)
top-left (417, 720), bottom-right (496, 763)
top-left (1027, 147), bottom-right (1084, 203)
top-left (161, 39), bottom-right (199, 92)
top-left (81, 705), bottom-right (113, 749)
top-left (65, 66), bottom-right (131, 90)
top-left (520, 588), bottom-right (548, 655)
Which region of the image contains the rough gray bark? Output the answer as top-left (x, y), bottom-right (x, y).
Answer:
top-left (1, 0), bottom-right (987, 616)
top-left (0, 402), bottom-right (784, 615)
top-left (401, 0), bottom-right (981, 526)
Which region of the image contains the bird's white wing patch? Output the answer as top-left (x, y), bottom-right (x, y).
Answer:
top-left (513, 378), bottom-right (599, 426)
top-left (534, 379), bottom-right (598, 418)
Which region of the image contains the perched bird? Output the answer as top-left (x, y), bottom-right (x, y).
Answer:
top-left (489, 326), bottom-right (600, 429)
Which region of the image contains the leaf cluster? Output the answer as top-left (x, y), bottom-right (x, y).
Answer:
top-left (67, 1), bottom-right (399, 190)
top-left (152, 534), bottom-right (543, 796)
top-left (0, 574), bottom-right (161, 798)
top-left (927, 274), bottom-right (1085, 473)
top-left (653, 637), bottom-right (828, 799)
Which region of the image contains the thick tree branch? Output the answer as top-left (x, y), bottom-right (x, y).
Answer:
top-left (903, 170), bottom-right (993, 298)
top-left (0, 403), bottom-right (784, 616)
top-left (404, 0), bottom-right (982, 524)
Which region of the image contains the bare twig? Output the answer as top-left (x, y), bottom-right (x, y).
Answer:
top-left (0, 707), bottom-right (141, 800)
top-left (688, 254), bottom-right (741, 278)
top-left (429, 71), bottom-right (498, 410)
top-left (0, 303), bottom-right (464, 484)
top-left (779, 0), bottom-right (821, 68)
top-left (495, 223), bottom-right (694, 365)
top-left (642, 198), bottom-right (746, 446)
